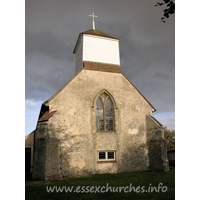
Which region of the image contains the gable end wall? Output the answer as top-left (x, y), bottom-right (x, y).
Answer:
top-left (33, 69), bottom-right (168, 180)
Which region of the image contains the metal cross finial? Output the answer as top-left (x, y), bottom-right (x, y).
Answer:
top-left (89, 12), bottom-right (98, 30)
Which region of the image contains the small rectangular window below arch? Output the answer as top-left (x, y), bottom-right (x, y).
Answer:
top-left (97, 150), bottom-right (116, 162)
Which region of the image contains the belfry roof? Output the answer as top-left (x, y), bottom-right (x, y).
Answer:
top-left (81, 29), bottom-right (118, 40)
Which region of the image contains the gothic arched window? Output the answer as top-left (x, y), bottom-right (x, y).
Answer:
top-left (96, 93), bottom-right (114, 131)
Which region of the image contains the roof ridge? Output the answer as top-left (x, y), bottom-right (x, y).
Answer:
top-left (25, 130), bottom-right (35, 139)
top-left (121, 72), bottom-right (156, 111)
top-left (44, 68), bottom-right (84, 104)
top-left (149, 115), bottom-right (163, 127)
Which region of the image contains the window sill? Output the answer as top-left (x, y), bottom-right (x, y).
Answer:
top-left (97, 161), bottom-right (116, 163)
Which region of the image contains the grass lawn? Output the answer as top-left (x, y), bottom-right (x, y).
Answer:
top-left (25, 167), bottom-right (175, 200)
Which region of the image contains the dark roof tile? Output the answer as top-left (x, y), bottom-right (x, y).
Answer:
top-left (38, 110), bottom-right (57, 122)
top-left (82, 29), bottom-right (118, 40)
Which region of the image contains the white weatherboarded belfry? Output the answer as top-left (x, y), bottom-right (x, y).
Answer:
top-left (32, 20), bottom-right (169, 180)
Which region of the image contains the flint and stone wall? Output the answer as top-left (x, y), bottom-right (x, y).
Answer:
top-left (33, 69), bottom-right (168, 180)
top-left (146, 115), bottom-right (169, 171)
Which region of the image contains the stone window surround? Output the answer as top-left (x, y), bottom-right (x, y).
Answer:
top-left (92, 89), bottom-right (118, 133)
top-left (96, 93), bottom-right (114, 131)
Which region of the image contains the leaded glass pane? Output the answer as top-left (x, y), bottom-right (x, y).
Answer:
top-left (105, 98), bottom-right (113, 131)
top-left (108, 152), bottom-right (114, 159)
top-left (96, 98), bottom-right (104, 131)
top-left (99, 152), bottom-right (105, 160)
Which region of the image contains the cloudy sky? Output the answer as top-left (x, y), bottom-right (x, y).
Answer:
top-left (25, 0), bottom-right (175, 135)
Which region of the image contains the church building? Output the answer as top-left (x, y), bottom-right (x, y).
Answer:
top-left (32, 18), bottom-right (168, 180)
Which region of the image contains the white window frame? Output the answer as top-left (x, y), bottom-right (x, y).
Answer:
top-left (97, 150), bottom-right (116, 161)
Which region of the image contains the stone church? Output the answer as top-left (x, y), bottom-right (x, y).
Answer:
top-left (32, 27), bottom-right (169, 181)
